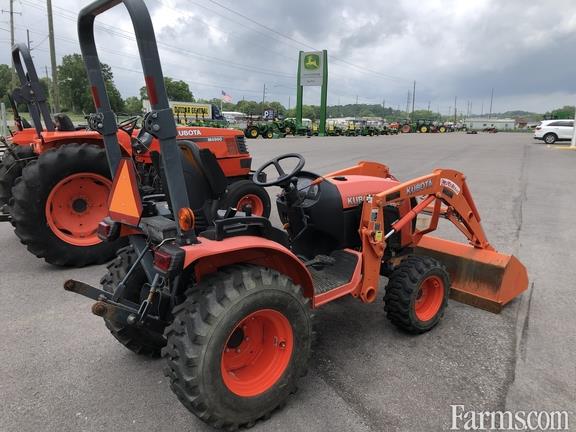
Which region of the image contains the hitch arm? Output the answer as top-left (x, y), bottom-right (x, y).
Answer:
top-left (63, 279), bottom-right (166, 333)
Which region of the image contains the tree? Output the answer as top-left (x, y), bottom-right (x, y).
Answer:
top-left (266, 101), bottom-right (286, 117)
top-left (140, 77), bottom-right (194, 102)
top-left (236, 100), bottom-right (260, 116)
top-left (124, 96), bottom-right (143, 114)
top-left (0, 64), bottom-right (13, 108)
top-left (58, 53), bottom-right (124, 113)
top-left (544, 105), bottom-right (575, 120)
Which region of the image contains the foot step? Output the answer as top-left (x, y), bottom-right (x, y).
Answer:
top-left (309, 250), bottom-right (358, 294)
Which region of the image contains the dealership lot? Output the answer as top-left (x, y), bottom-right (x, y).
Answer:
top-left (0, 132), bottom-right (574, 432)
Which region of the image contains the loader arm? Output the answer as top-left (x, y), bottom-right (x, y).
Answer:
top-left (371, 168), bottom-right (493, 250)
top-left (358, 168), bottom-right (528, 313)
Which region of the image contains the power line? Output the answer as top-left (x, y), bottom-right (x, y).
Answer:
top-left (207, 0), bottom-right (411, 84)
top-left (20, 0), bottom-right (296, 80)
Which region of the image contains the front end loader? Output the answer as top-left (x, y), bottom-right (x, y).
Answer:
top-left (0, 43), bottom-right (269, 267)
top-left (64, 0), bottom-right (528, 429)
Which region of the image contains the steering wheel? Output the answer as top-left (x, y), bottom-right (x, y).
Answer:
top-left (117, 116), bottom-right (140, 136)
top-left (252, 153), bottom-right (305, 187)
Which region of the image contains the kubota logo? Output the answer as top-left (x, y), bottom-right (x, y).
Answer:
top-left (178, 129), bottom-right (202, 137)
top-left (347, 195), bottom-right (365, 206)
top-left (304, 54), bottom-right (320, 70)
top-left (406, 179), bottom-right (433, 195)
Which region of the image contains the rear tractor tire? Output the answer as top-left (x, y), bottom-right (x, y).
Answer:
top-left (0, 145), bottom-right (35, 210)
top-left (163, 265), bottom-right (312, 430)
top-left (384, 255), bottom-right (449, 334)
top-left (9, 143), bottom-right (126, 267)
top-left (221, 179), bottom-right (271, 218)
top-left (101, 246), bottom-right (166, 357)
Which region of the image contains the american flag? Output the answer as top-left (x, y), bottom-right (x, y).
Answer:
top-left (221, 90), bottom-right (232, 103)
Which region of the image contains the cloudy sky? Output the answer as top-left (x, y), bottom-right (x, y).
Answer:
top-left (2, 0), bottom-right (576, 114)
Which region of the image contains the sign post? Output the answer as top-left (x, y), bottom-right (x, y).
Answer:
top-left (296, 50), bottom-right (328, 136)
top-left (571, 104), bottom-right (576, 148)
top-left (0, 102), bottom-right (6, 137)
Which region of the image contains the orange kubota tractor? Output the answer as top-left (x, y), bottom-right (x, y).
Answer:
top-left (0, 43), bottom-right (270, 267)
top-left (64, 0), bottom-right (528, 429)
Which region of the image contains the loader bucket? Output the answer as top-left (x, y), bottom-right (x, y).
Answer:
top-left (415, 235), bottom-right (528, 313)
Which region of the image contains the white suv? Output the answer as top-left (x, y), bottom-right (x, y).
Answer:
top-left (534, 119), bottom-right (574, 144)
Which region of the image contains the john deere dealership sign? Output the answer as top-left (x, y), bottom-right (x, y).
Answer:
top-left (300, 51), bottom-right (324, 86)
top-left (296, 49), bottom-right (327, 135)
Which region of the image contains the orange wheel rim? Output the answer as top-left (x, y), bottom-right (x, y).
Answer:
top-left (415, 275), bottom-right (444, 321)
top-left (45, 172), bottom-right (111, 246)
top-left (236, 194), bottom-right (265, 216)
top-left (221, 309), bottom-right (293, 397)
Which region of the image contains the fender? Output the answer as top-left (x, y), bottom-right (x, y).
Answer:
top-left (182, 236), bottom-right (314, 298)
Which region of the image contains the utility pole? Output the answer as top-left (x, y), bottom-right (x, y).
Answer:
top-left (481, 101), bottom-right (484, 117)
top-left (9, 0), bottom-right (14, 46)
top-left (288, 95), bottom-right (291, 112)
top-left (454, 96), bottom-right (457, 123)
top-left (261, 83), bottom-right (266, 105)
top-left (44, 65), bottom-right (54, 113)
top-left (411, 80), bottom-right (416, 121)
top-left (405, 91), bottom-right (410, 116)
top-left (2, 0), bottom-right (22, 85)
top-left (571, 102), bottom-right (576, 147)
top-left (488, 88), bottom-right (494, 119)
top-left (427, 101), bottom-right (430, 112)
top-left (47, 0), bottom-right (60, 112)
top-left (9, 0), bottom-right (15, 85)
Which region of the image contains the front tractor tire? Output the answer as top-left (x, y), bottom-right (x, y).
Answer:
top-left (9, 143), bottom-right (126, 267)
top-left (163, 265), bottom-right (312, 430)
top-left (384, 256), bottom-right (449, 334)
top-left (0, 145), bottom-right (35, 209)
top-left (101, 246), bottom-right (166, 357)
top-left (221, 179), bottom-right (271, 218)
top-left (246, 126), bottom-right (259, 139)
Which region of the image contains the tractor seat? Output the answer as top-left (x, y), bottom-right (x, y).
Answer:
top-left (54, 113), bottom-right (75, 131)
top-left (20, 117), bottom-right (32, 129)
top-left (178, 140), bottom-right (227, 201)
top-left (173, 140), bottom-right (228, 231)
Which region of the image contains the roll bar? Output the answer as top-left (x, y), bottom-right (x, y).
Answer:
top-left (77, 0), bottom-right (194, 242)
top-left (11, 43), bottom-right (55, 136)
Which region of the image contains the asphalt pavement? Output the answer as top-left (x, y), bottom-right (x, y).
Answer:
top-left (0, 132), bottom-right (574, 432)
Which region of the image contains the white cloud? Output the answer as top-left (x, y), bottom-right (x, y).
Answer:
top-left (2, 0), bottom-right (575, 113)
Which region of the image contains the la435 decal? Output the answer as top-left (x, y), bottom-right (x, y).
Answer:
top-left (440, 178), bottom-right (461, 195)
